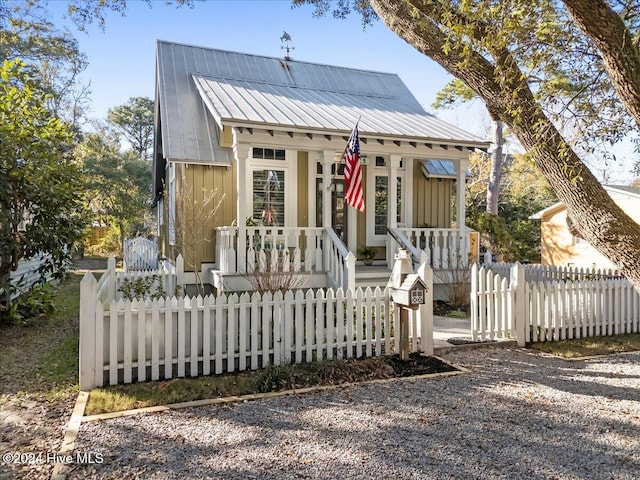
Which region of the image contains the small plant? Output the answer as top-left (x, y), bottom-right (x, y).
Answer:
top-left (358, 246), bottom-right (377, 266)
top-left (243, 256), bottom-right (307, 295)
top-left (252, 364), bottom-right (292, 393)
top-left (436, 246), bottom-right (471, 311)
top-left (118, 275), bottom-right (167, 301)
top-left (0, 283), bottom-right (55, 325)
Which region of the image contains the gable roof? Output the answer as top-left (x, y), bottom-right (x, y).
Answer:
top-left (155, 40), bottom-right (488, 165)
top-left (529, 184), bottom-right (640, 220)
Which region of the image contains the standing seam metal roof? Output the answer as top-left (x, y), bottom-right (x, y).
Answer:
top-left (156, 40), bottom-right (487, 164)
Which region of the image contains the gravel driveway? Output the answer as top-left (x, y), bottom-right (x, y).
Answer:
top-left (67, 347), bottom-right (640, 479)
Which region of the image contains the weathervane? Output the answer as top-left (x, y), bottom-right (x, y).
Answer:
top-left (280, 31), bottom-right (295, 60)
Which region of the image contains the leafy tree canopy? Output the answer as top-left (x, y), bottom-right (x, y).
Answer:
top-left (78, 128), bottom-right (152, 253)
top-left (0, 59), bottom-right (87, 295)
top-left (0, 0), bottom-right (90, 127)
top-left (107, 96), bottom-right (154, 161)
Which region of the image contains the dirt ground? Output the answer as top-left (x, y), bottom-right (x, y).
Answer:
top-left (0, 258), bottom-right (106, 480)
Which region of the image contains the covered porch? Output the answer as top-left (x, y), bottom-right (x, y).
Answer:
top-left (208, 127), bottom-right (480, 292)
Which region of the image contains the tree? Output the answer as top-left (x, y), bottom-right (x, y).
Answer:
top-left (466, 152), bottom-right (556, 262)
top-left (297, 0), bottom-right (640, 291)
top-left (0, 59), bottom-right (86, 305)
top-left (433, 78), bottom-right (507, 255)
top-left (0, 1), bottom-right (90, 128)
top-left (107, 96), bottom-right (154, 160)
top-left (79, 129), bottom-right (151, 253)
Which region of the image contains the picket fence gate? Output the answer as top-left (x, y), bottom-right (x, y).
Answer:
top-left (123, 237), bottom-right (159, 271)
top-left (471, 262), bottom-right (640, 345)
top-left (80, 273), bottom-right (433, 390)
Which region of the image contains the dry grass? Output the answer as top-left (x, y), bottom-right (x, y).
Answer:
top-left (529, 333), bottom-right (640, 358)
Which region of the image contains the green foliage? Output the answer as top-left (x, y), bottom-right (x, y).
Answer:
top-left (0, 59), bottom-right (87, 302)
top-left (107, 96), bottom-right (154, 160)
top-left (0, 1), bottom-right (89, 127)
top-left (251, 364), bottom-right (293, 393)
top-left (432, 79), bottom-right (477, 110)
top-left (1, 283), bottom-right (56, 326)
top-left (78, 130), bottom-right (152, 254)
top-left (466, 152), bottom-right (556, 262)
top-left (118, 275), bottom-right (167, 301)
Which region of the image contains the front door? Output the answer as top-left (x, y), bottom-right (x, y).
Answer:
top-left (316, 177), bottom-right (348, 244)
top-left (332, 180), bottom-right (347, 243)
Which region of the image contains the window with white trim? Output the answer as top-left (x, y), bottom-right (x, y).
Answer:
top-left (248, 148), bottom-right (295, 226)
top-left (252, 169), bottom-right (286, 226)
top-left (366, 156), bottom-right (405, 245)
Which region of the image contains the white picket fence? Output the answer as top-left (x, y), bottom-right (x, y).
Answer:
top-left (471, 262), bottom-right (640, 345)
top-left (123, 237), bottom-right (159, 271)
top-left (482, 256), bottom-right (621, 282)
top-left (95, 256), bottom-right (183, 305)
top-left (80, 279), bottom-right (434, 390)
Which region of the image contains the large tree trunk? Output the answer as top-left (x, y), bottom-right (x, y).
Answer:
top-left (486, 120), bottom-right (504, 216)
top-left (371, 0), bottom-right (640, 292)
top-left (563, 0), bottom-right (640, 126)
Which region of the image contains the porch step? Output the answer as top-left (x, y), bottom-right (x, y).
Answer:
top-left (355, 265), bottom-right (392, 289)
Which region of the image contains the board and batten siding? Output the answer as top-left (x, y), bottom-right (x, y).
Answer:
top-left (297, 152), bottom-right (309, 228)
top-left (172, 162), bottom-right (237, 270)
top-left (413, 158), bottom-right (453, 228)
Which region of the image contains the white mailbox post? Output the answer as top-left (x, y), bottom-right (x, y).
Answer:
top-left (388, 250), bottom-right (429, 360)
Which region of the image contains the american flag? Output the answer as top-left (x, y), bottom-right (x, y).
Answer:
top-left (343, 125), bottom-right (365, 212)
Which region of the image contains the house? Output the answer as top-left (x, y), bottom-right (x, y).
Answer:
top-left (530, 185), bottom-right (640, 269)
top-left (151, 40), bottom-right (490, 292)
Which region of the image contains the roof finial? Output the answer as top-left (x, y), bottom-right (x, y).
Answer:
top-left (280, 31), bottom-right (294, 61)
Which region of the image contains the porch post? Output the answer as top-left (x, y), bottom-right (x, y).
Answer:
top-left (456, 158), bottom-right (469, 230)
top-left (234, 137), bottom-right (251, 272)
top-left (387, 154), bottom-right (402, 266)
top-left (322, 150), bottom-right (334, 229)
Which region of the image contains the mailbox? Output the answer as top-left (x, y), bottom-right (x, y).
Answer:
top-left (391, 274), bottom-right (428, 310)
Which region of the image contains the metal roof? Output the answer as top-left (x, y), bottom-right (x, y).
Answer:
top-left (421, 159), bottom-right (457, 178)
top-left (155, 41), bottom-right (488, 165)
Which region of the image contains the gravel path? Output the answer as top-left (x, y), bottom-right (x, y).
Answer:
top-left (67, 347), bottom-right (640, 479)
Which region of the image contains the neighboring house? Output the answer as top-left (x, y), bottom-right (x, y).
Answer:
top-left (531, 185), bottom-right (640, 269)
top-left (151, 41), bottom-right (489, 291)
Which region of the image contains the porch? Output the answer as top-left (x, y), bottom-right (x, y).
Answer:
top-left (211, 226), bottom-right (478, 292)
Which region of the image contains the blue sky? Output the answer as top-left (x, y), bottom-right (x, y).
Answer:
top-left (44, 0), bottom-right (634, 182)
top-left (45, 0), bottom-right (487, 132)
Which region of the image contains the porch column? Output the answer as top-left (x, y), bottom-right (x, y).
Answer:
top-left (322, 150), bottom-right (334, 229)
top-left (387, 154), bottom-right (402, 266)
top-left (233, 138), bottom-right (252, 272)
top-left (388, 154), bottom-right (401, 230)
top-left (456, 157), bottom-right (469, 230)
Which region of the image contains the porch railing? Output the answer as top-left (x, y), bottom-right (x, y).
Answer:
top-left (387, 227), bottom-right (428, 267)
top-left (216, 226), bottom-right (324, 274)
top-left (323, 228), bottom-right (356, 291)
top-left (398, 228), bottom-right (479, 268)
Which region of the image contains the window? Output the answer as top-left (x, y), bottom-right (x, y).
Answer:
top-left (253, 148), bottom-right (285, 161)
top-left (252, 170), bottom-right (285, 226)
top-left (374, 176), bottom-right (403, 234)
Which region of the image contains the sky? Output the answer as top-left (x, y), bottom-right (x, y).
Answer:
top-left (44, 0), bottom-right (488, 131)
top-left (42, 0), bottom-right (635, 182)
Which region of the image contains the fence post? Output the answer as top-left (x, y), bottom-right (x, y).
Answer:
top-left (79, 273), bottom-right (97, 390)
top-left (345, 252), bottom-right (356, 291)
top-left (417, 261), bottom-right (434, 355)
top-left (483, 251), bottom-right (493, 267)
top-left (511, 262), bottom-right (526, 346)
top-left (107, 256), bottom-right (116, 302)
top-left (176, 254), bottom-right (184, 293)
